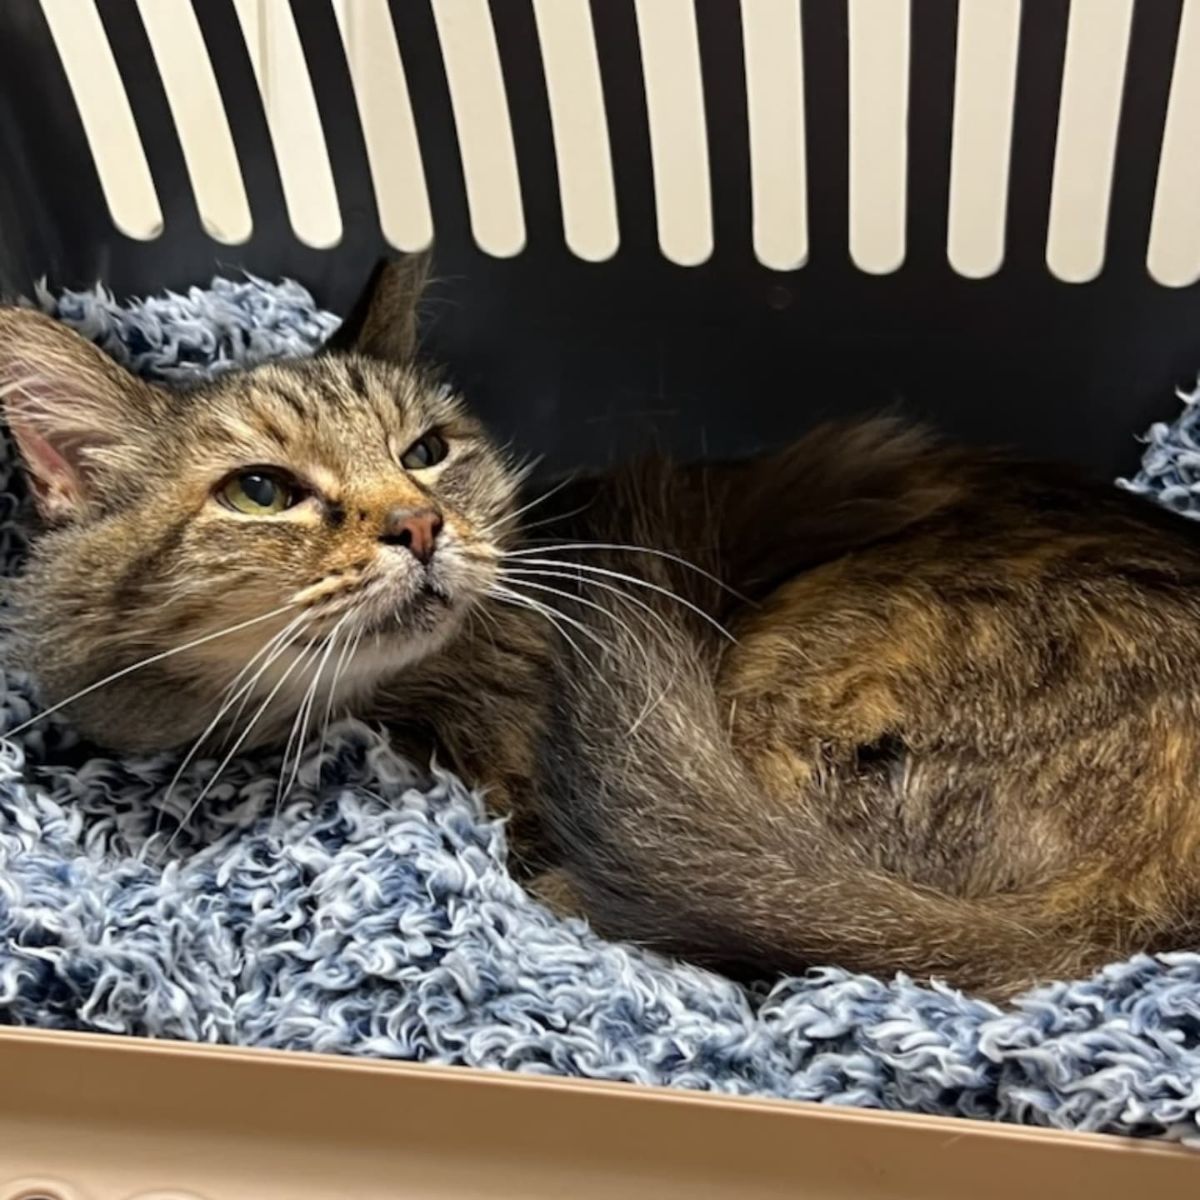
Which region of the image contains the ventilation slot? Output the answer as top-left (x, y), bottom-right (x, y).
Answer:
top-left (741, 0), bottom-right (809, 271)
top-left (1148, 0), bottom-right (1200, 287)
top-left (634, 0), bottom-right (713, 267)
top-left (430, 0), bottom-right (525, 258)
top-left (137, 0), bottom-right (252, 245)
top-left (333, 0), bottom-right (432, 253)
top-left (232, 0), bottom-right (341, 249)
top-left (947, 0), bottom-right (1021, 279)
top-left (1045, 0), bottom-right (1134, 283)
top-left (532, 0), bottom-right (619, 262)
top-left (847, 0), bottom-right (909, 275)
top-left (39, 0), bottom-right (162, 241)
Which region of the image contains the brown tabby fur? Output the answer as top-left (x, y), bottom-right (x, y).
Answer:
top-left (4, 262), bottom-right (1200, 999)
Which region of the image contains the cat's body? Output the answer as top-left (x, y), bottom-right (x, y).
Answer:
top-left (390, 432), bottom-right (1200, 995)
top-left (4, 261), bottom-right (1200, 998)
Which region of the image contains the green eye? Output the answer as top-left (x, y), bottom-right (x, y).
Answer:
top-left (400, 432), bottom-right (449, 471)
top-left (217, 470), bottom-right (299, 516)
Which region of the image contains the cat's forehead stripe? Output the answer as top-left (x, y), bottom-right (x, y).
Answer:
top-left (256, 416), bottom-right (289, 449)
top-left (187, 359), bottom-right (474, 480)
top-left (201, 409), bottom-right (289, 458)
top-left (262, 380), bottom-right (309, 420)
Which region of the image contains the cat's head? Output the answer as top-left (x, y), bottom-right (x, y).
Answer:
top-left (0, 257), bottom-right (521, 752)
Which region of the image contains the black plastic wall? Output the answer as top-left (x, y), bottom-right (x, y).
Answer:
top-left (0, 0), bottom-right (1196, 478)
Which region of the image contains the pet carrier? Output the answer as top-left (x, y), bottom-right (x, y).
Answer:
top-left (0, 0), bottom-right (1198, 1195)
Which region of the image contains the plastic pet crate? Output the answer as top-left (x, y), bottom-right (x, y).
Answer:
top-left (1, 0), bottom-right (1200, 1194)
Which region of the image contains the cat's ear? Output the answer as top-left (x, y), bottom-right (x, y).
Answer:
top-left (0, 307), bottom-right (162, 523)
top-left (323, 251), bottom-right (432, 364)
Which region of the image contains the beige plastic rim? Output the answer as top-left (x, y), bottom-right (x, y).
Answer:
top-left (0, 1027), bottom-right (1195, 1198)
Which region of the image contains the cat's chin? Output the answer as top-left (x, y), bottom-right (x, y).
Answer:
top-left (347, 549), bottom-right (490, 647)
top-left (353, 576), bottom-right (458, 638)
top-left (346, 580), bottom-right (470, 669)
top-left (331, 614), bottom-right (461, 698)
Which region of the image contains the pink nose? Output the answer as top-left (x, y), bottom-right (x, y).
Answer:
top-left (380, 507), bottom-right (443, 564)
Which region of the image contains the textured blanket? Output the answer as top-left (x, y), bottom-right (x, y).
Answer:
top-left (2, 277), bottom-right (1199, 1145)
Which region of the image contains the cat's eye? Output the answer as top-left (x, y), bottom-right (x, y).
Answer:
top-left (217, 470), bottom-right (300, 516)
top-left (400, 432), bottom-right (448, 471)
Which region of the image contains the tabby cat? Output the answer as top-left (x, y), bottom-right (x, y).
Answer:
top-left (4, 258), bottom-right (1200, 999)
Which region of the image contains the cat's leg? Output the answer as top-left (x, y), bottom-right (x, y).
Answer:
top-left (718, 563), bottom-right (912, 799)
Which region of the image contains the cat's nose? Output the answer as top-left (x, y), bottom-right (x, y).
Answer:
top-left (379, 506), bottom-right (443, 564)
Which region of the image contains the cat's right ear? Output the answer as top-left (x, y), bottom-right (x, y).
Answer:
top-left (322, 251), bottom-right (431, 364)
top-left (0, 307), bottom-right (163, 523)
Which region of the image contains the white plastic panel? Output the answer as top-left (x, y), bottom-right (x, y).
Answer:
top-left (430, 0), bottom-right (526, 258)
top-left (1045, 0), bottom-right (1134, 283)
top-left (741, 0), bottom-right (809, 271)
top-left (947, 0), bottom-right (1021, 279)
top-left (232, 0), bottom-right (342, 249)
top-left (333, 0), bottom-right (433, 252)
top-left (532, 0), bottom-right (619, 262)
top-left (137, 0), bottom-right (252, 245)
top-left (39, 0), bottom-right (163, 241)
top-left (847, 0), bottom-right (910, 274)
top-left (633, 0), bottom-right (714, 267)
top-left (1148, 0), bottom-right (1200, 287)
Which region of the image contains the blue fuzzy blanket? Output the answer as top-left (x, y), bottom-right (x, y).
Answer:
top-left (3, 278), bottom-right (1200, 1145)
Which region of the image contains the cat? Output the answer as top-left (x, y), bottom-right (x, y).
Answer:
top-left (4, 256), bottom-right (1200, 999)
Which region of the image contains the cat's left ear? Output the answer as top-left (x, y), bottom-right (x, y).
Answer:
top-left (322, 250), bottom-right (432, 364)
top-left (0, 307), bottom-right (164, 523)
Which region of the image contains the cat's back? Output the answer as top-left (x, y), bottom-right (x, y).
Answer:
top-left (719, 445), bottom-right (1200, 913)
top-left (520, 423), bottom-right (1200, 991)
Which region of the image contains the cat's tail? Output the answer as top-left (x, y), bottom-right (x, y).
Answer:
top-left (536, 623), bottom-right (1097, 999)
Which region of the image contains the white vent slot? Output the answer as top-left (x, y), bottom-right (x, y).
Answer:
top-left (532, 0), bottom-right (619, 262)
top-left (1148, 0), bottom-right (1200, 287)
top-left (333, 0), bottom-right (432, 252)
top-left (847, 0), bottom-right (909, 274)
top-left (633, 0), bottom-right (713, 267)
top-left (741, 0), bottom-right (809, 271)
top-left (430, 0), bottom-right (525, 258)
top-left (39, 0), bottom-right (163, 240)
top-left (947, 0), bottom-right (1021, 279)
top-left (1045, 0), bottom-right (1134, 283)
top-left (137, 0), bottom-right (252, 245)
top-left (232, 0), bottom-right (341, 249)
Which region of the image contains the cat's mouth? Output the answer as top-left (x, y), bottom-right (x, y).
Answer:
top-left (351, 566), bottom-right (462, 640)
top-left (296, 546), bottom-right (486, 656)
top-left (399, 577), bottom-right (454, 617)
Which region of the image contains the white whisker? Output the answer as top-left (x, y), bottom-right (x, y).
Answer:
top-left (319, 624), bottom-right (364, 763)
top-left (489, 583), bottom-right (609, 656)
top-left (502, 556), bottom-right (735, 643)
top-left (515, 499), bottom-right (595, 535)
top-left (502, 576), bottom-right (656, 665)
top-left (499, 566), bottom-right (690, 734)
top-left (281, 612), bottom-right (354, 803)
top-left (157, 612), bottom-right (314, 826)
top-left (275, 636), bottom-right (332, 810)
top-left (502, 575), bottom-right (661, 717)
top-left (159, 631), bottom-right (317, 858)
top-left (500, 565), bottom-right (675, 640)
top-left (487, 585), bottom-right (601, 675)
top-left (481, 473), bottom-right (578, 538)
top-left (505, 540), bottom-right (743, 600)
top-left (6, 602), bottom-right (299, 739)
top-left (218, 612), bottom-right (317, 749)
